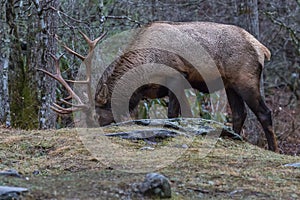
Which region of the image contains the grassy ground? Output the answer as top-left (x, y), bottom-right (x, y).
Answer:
top-left (0, 127), bottom-right (299, 199)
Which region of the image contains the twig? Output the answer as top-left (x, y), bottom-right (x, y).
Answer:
top-left (49, 6), bottom-right (84, 24)
top-left (105, 15), bottom-right (141, 26)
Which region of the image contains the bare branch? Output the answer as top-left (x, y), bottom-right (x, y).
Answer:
top-left (105, 15), bottom-right (141, 26)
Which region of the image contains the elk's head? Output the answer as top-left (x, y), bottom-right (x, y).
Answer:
top-left (94, 83), bottom-right (115, 126)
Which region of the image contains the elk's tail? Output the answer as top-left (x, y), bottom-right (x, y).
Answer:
top-left (260, 44), bottom-right (271, 61)
top-left (242, 29), bottom-right (271, 67)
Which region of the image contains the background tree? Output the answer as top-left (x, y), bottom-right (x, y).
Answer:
top-left (0, 0), bottom-right (298, 154)
top-left (0, 1), bottom-right (11, 127)
top-left (3, 0), bottom-right (58, 129)
top-left (33, 0), bottom-right (58, 129)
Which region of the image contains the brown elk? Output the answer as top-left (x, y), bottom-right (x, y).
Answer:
top-left (94, 22), bottom-right (278, 152)
top-left (40, 22), bottom-right (278, 152)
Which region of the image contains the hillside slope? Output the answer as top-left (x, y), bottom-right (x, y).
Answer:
top-left (0, 127), bottom-right (299, 199)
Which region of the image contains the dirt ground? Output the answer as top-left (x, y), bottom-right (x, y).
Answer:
top-left (0, 126), bottom-right (299, 199)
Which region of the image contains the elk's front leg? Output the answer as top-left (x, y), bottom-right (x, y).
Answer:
top-left (168, 90), bottom-right (192, 118)
top-left (225, 87), bottom-right (247, 134)
top-left (168, 91), bottom-right (180, 118)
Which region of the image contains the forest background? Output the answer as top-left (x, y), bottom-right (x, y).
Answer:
top-left (0, 0), bottom-right (299, 155)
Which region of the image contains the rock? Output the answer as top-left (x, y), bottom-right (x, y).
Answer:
top-left (181, 144), bottom-right (188, 149)
top-left (194, 126), bottom-right (215, 135)
top-left (105, 128), bottom-right (180, 141)
top-left (0, 186), bottom-right (28, 200)
top-left (229, 189), bottom-right (244, 196)
top-left (284, 162), bottom-right (300, 168)
top-left (106, 118), bottom-right (238, 141)
top-left (207, 181), bottom-right (215, 185)
top-left (0, 169), bottom-right (22, 178)
top-left (32, 170), bottom-right (40, 175)
top-left (174, 144), bottom-right (189, 149)
top-left (140, 146), bottom-right (155, 151)
top-left (138, 173), bottom-right (171, 198)
top-left (220, 127), bottom-right (243, 140)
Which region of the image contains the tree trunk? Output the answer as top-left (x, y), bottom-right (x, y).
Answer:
top-left (6, 0), bottom-right (39, 129)
top-left (5, 0), bottom-right (58, 129)
top-left (0, 57), bottom-right (11, 127)
top-left (0, 2), bottom-right (11, 127)
top-left (35, 0), bottom-right (58, 129)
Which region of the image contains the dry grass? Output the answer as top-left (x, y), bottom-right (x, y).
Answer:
top-left (0, 127), bottom-right (299, 199)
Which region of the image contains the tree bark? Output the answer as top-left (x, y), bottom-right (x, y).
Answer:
top-left (6, 0), bottom-right (40, 129)
top-left (5, 0), bottom-right (57, 129)
top-left (0, 1), bottom-right (11, 127)
top-left (0, 57), bottom-right (11, 127)
top-left (35, 0), bottom-right (58, 129)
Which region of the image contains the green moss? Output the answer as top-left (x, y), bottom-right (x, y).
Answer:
top-left (9, 59), bottom-right (39, 129)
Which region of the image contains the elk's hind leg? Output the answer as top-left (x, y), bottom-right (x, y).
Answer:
top-left (236, 87), bottom-right (279, 152)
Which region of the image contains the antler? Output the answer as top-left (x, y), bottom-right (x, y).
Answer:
top-left (38, 31), bottom-right (107, 114)
top-left (62, 31), bottom-right (107, 61)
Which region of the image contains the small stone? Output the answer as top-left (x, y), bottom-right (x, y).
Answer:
top-left (198, 192), bottom-right (204, 198)
top-left (284, 162), bottom-right (300, 168)
top-left (182, 144), bottom-right (188, 149)
top-left (291, 193), bottom-right (298, 198)
top-left (230, 189), bottom-right (244, 196)
top-left (0, 169), bottom-right (22, 178)
top-left (0, 186), bottom-right (28, 199)
top-left (208, 181), bottom-right (214, 185)
top-left (32, 170), bottom-right (40, 175)
top-left (139, 173), bottom-right (171, 198)
top-left (140, 146), bottom-right (155, 151)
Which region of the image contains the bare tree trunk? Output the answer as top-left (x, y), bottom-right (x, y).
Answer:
top-left (0, 57), bottom-right (11, 127)
top-left (0, 1), bottom-right (11, 127)
top-left (5, 0), bottom-right (57, 129)
top-left (35, 0), bottom-right (58, 129)
top-left (6, 0), bottom-right (39, 129)
top-left (234, 0), bottom-right (259, 37)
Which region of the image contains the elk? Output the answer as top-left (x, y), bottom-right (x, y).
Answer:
top-left (40, 22), bottom-right (278, 152)
top-left (94, 21), bottom-right (279, 152)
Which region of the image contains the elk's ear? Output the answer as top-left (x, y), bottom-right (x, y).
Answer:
top-left (96, 84), bottom-right (109, 104)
